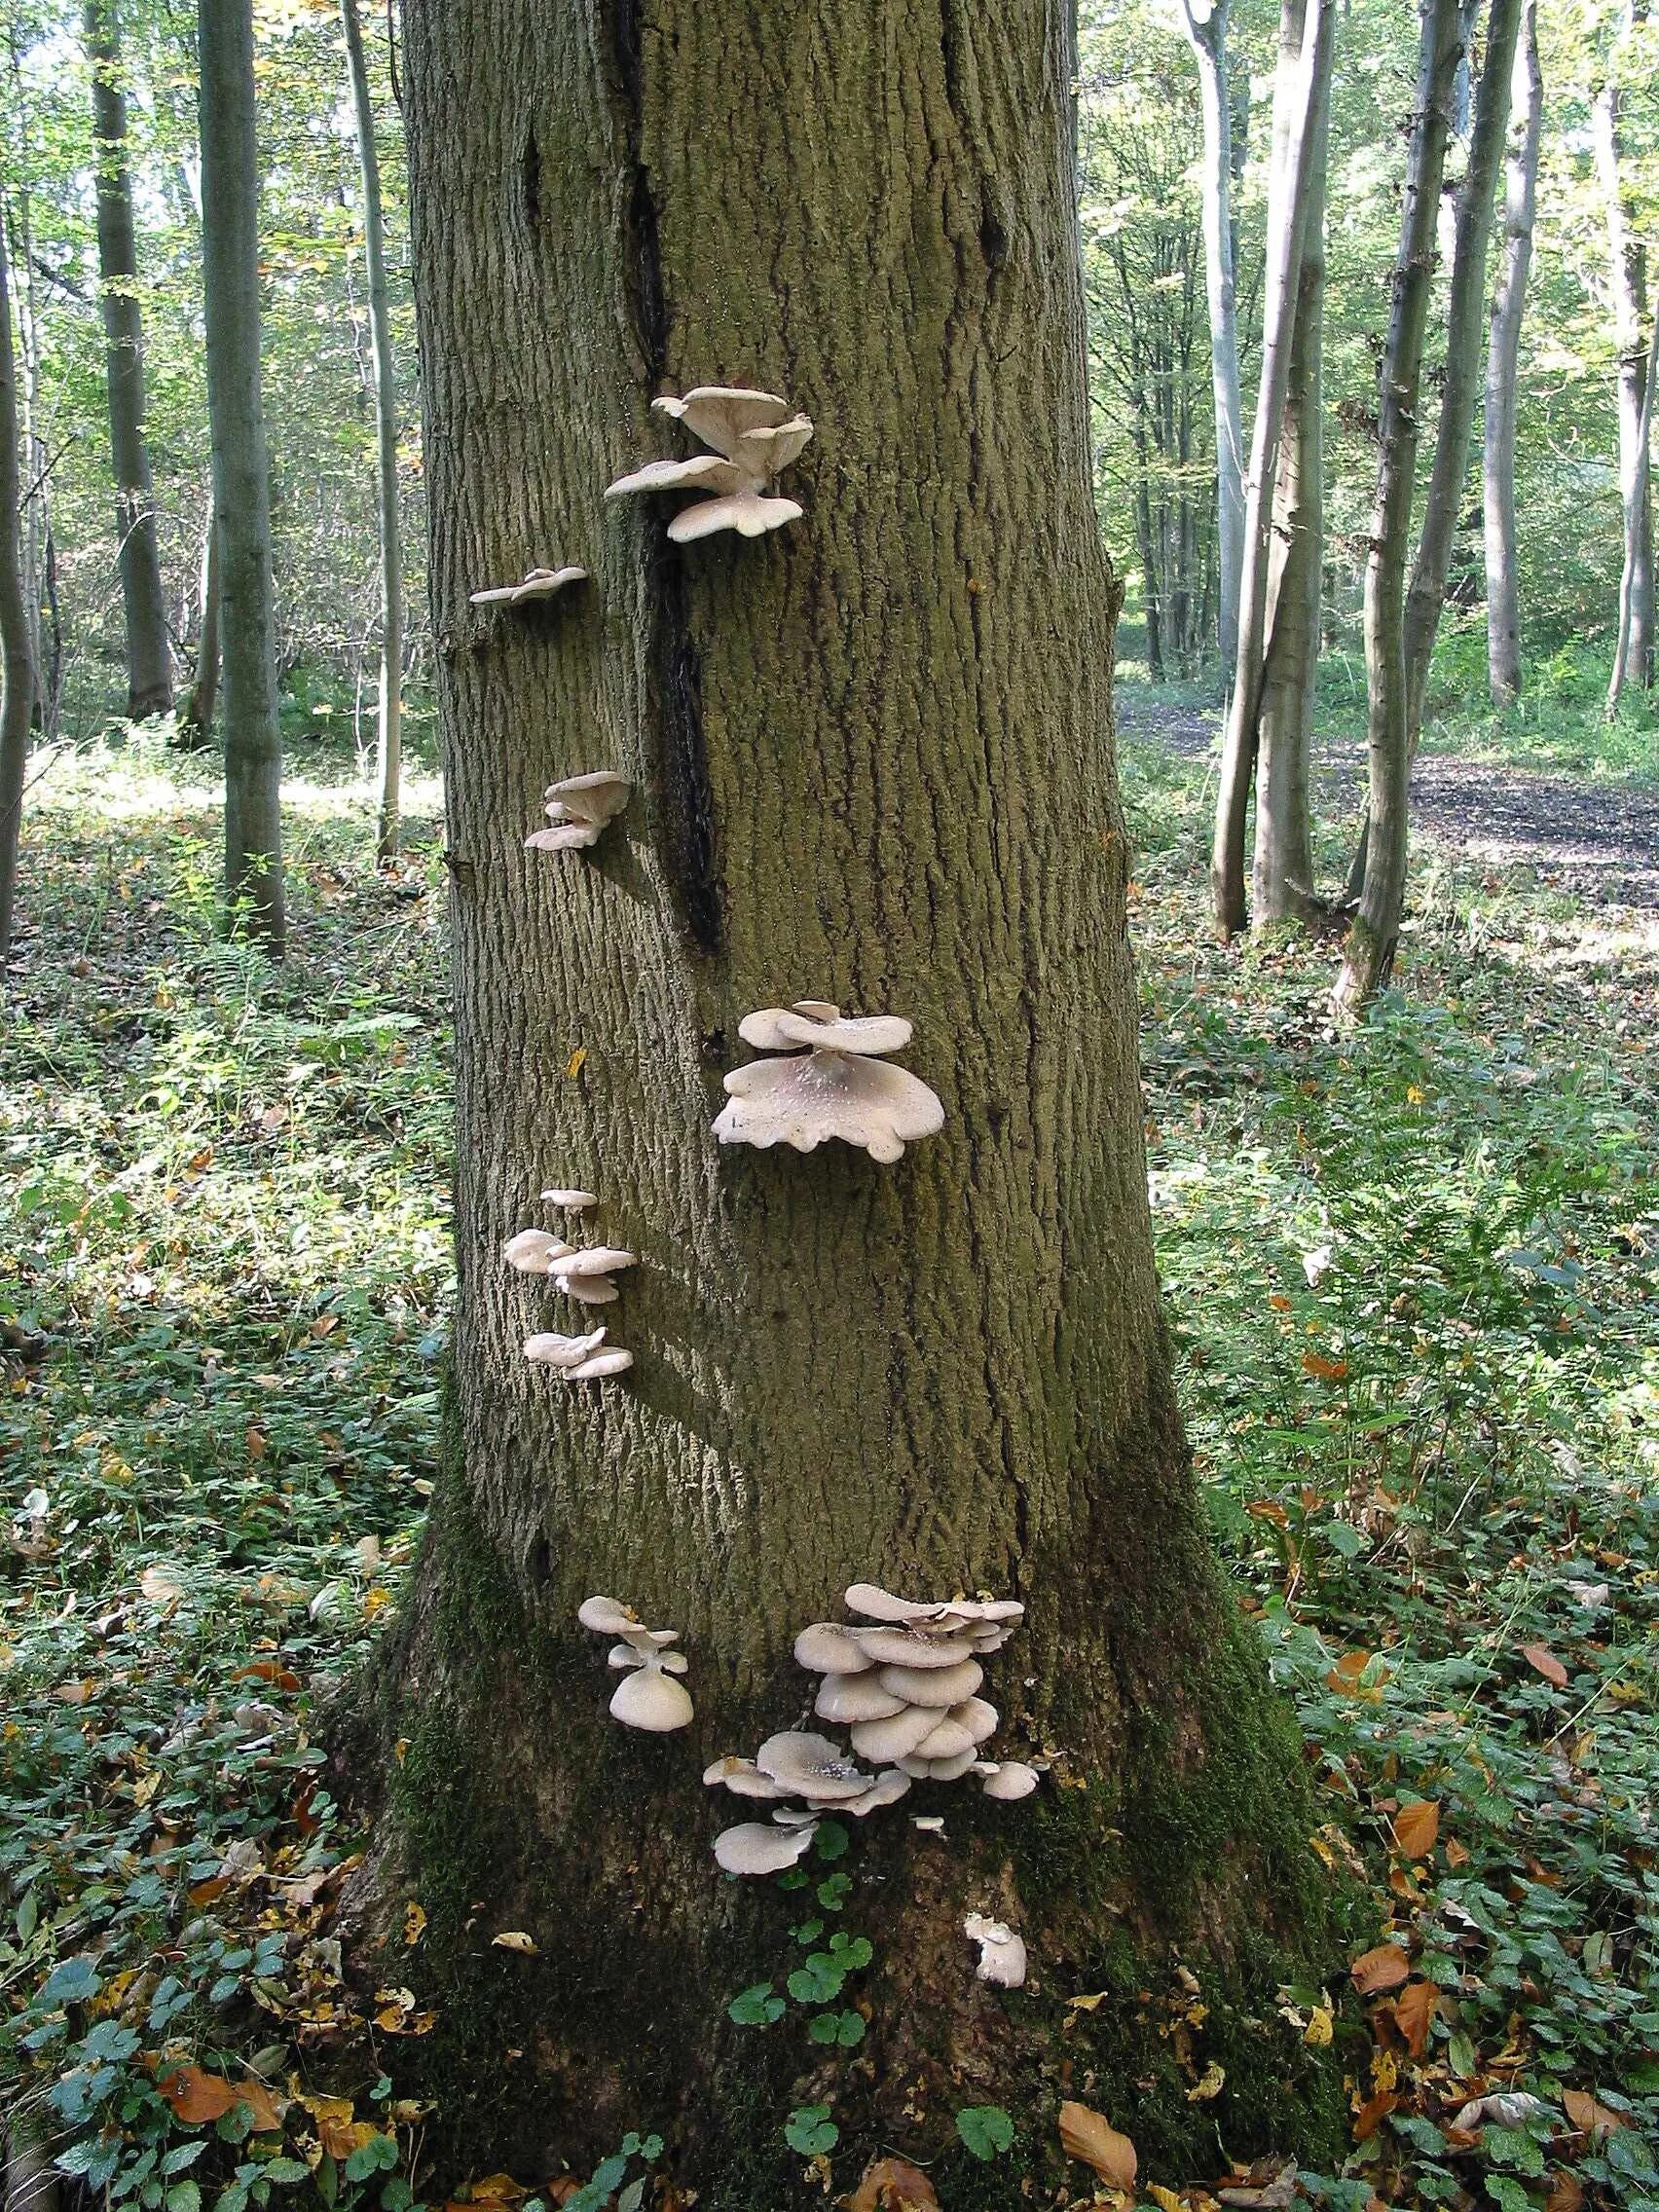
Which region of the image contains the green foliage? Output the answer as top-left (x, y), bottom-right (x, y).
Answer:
top-left (783, 2105), bottom-right (837, 2157)
top-left (954, 2105), bottom-right (1015, 2161)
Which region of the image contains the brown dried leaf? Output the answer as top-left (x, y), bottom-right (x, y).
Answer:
top-left (1058, 2101), bottom-right (1137, 2190)
top-left (1563, 2088), bottom-right (1627, 2142)
top-left (842, 2155), bottom-right (940, 2211)
top-left (1521, 1642), bottom-right (1568, 1688)
top-left (1393, 1979), bottom-right (1437, 2058)
top-left (1350, 1941), bottom-right (1411, 1994)
top-left (1392, 1800), bottom-right (1440, 1860)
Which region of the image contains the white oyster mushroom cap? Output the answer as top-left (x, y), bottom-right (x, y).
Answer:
top-left (523, 1326), bottom-right (608, 1368)
top-left (608, 387), bottom-right (812, 545)
top-left (841, 1767), bottom-right (912, 1817)
top-left (714, 1821), bottom-right (819, 1875)
top-left (567, 1347), bottom-right (634, 1381)
top-left (469, 564), bottom-right (588, 608)
top-left (793, 1621), bottom-right (874, 1675)
top-left (504, 1229), bottom-right (571, 1274)
top-left (608, 1657), bottom-right (693, 1732)
top-left (876, 1657), bottom-right (984, 1708)
top-left (577, 1595), bottom-right (640, 1636)
top-left (848, 1704), bottom-right (946, 1764)
top-left (540, 1188), bottom-right (598, 1210)
top-left (814, 1673), bottom-right (908, 1724)
top-left (551, 1247), bottom-right (637, 1306)
top-left (975, 1760), bottom-right (1042, 1801)
top-left (606, 454), bottom-right (738, 498)
top-left (845, 1624), bottom-right (982, 1669)
top-left (703, 1756), bottom-right (790, 1800)
top-left (898, 1747), bottom-right (980, 1782)
top-left (668, 493), bottom-right (802, 544)
top-left (526, 771), bottom-right (631, 855)
top-left (609, 1639), bottom-right (686, 1670)
top-left (652, 386), bottom-right (795, 460)
top-left (964, 1914), bottom-right (1028, 1989)
top-left (755, 1731), bottom-right (881, 1804)
top-left (715, 1051), bottom-right (943, 1164)
top-left (738, 1005), bottom-right (914, 1057)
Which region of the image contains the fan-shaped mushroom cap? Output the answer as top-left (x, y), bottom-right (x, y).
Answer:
top-left (608, 1633), bottom-right (681, 1665)
top-left (793, 1622), bottom-right (873, 1674)
top-left (975, 1760), bottom-right (1042, 1801)
top-left (652, 386), bottom-right (793, 460)
top-left (844, 1583), bottom-right (947, 1624)
top-left (912, 1698), bottom-right (999, 1763)
top-left (738, 1006), bottom-right (914, 1057)
top-left (842, 1767), bottom-right (912, 1817)
top-left (814, 1673), bottom-right (908, 1724)
top-left (524, 1327), bottom-right (608, 1369)
top-left (504, 1229), bottom-right (571, 1274)
top-left (715, 1052), bottom-right (943, 1164)
top-left (755, 1731), bottom-right (880, 1804)
top-left (846, 1624), bottom-right (982, 1669)
top-left (740, 416), bottom-right (814, 471)
top-left (528, 770), bottom-right (631, 855)
top-left (714, 1820), bottom-right (818, 1876)
top-left (577, 1595), bottom-right (639, 1636)
top-left (848, 1705), bottom-right (944, 1764)
top-left (898, 1747), bottom-right (980, 1782)
top-left (669, 493), bottom-right (801, 544)
top-left (606, 454), bottom-right (741, 499)
top-left (876, 1658), bottom-right (984, 1709)
top-left (568, 1347), bottom-right (634, 1381)
top-left (469, 564), bottom-right (588, 608)
top-left (539, 1188), bottom-right (598, 1210)
top-left (551, 1247), bottom-right (637, 1307)
top-left (703, 1755), bottom-right (790, 1800)
top-left (964, 1914), bottom-right (1027, 1988)
top-left (608, 1657), bottom-right (693, 1732)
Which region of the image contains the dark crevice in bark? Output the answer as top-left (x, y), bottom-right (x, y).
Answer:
top-left (519, 120), bottom-right (541, 230)
top-left (609, 0), bottom-right (667, 383)
top-left (978, 182), bottom-right (1010, 276)
top-left (646, 538), bottom-right (723, 955)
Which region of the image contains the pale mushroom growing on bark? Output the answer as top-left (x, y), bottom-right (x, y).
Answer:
top-left (525, 770), bottom-right (631, 854)
top-left (550, 1245), bottom-right (637, 1307)
top-left (714, 1820), bottom-right (819, 1875)
top-left (607, 387), bottom-right (812, 543)
top-left (503, 1229), bottom-right (571, 1274)
top-left (963, 1913), bottom-right (1028, 1988)
top-left (577, 1597), bottom-right (693, 1732)
top-left (523, 1329), bottom-right (633, 1381)
top-left (469, 563), bottom-right (588, 608)
top-left (714, 1003), bottom-right (943, 1163)
top-left (974, 1759), bottom-right (1042, 1801)
top-left (539, 1188), bottom-right (597, 1210)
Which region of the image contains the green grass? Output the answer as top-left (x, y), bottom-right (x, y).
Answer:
top-left (1, 722), bottom-right (1655, 2212)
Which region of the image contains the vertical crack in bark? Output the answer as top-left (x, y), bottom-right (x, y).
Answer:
top-left (519, 119), bottom-right (542, 230)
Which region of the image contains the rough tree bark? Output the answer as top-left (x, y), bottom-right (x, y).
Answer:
top-left (1211, 0), bottom-right (1336, 935)
top-left (0, 210), bottom-right (34, 962)
top-left (1333, 0), bottom-right (1466, 1015)
top-left (1252, 60), bottom-right (1330, 927)
top-left (1593, 8), bottom-right (1655, 699)
top-left (336, 0), bottom-right (1346, 2199)
top-left (197, 0), bottom-right (284, 951)
top-left (177, 510), bottom-right (219, 746)
top-left (1178, 0), bottom-right (1245, 673)
top-left (1608, 288), bottom-right (1659, 720)
top-left (1483, 0), bottom-right (1541, 709)
top-left (85, 0), bottom-right (174, 720)
top-left (341, 0), bottom-right (403, 864)
top-left (1401, 0), bottom-right (1523, 752)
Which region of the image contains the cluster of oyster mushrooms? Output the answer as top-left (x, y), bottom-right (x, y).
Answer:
top-left (505, 1188), bottom-right (637, 1381)
top-left (715, 1003), bottom-right (944, 1163)
top-left (578, 1597), bottom-right (693, 1731)
top-left (704, 1584), bottom-right (1040, 1878)
top-left (526, 770), bottom-right (632, 855)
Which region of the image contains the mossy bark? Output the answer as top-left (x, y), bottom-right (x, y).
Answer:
top-left (347, 0), bottom-right (1348, 2193)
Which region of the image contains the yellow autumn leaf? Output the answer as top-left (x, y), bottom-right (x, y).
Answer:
top-left (491, 1930), bottom-right (538, 1955)
top-left (1187, 2059), bottom-right (1226, 2102)
top-left (1303, 2004), bottom-right (1335, 2046)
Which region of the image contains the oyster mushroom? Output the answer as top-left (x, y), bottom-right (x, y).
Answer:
top-left (607, 387), bottom-right (812, 544)
top-left (551, 1246), bottom-right (637, 1307)
top-left (755, 1731), bottom-right (884, 1805)
top-left (469, 563), bottom-right (588, 608)
top-left (503, 1229), bottom-right (571, 1275)
top-left (793, 1621), bottom-right (875, 1674)
top-left (848, 1704), bottom-right (945, 1765)
top-left (714, 1820), bottom-right (818, 1875)
top-left (525, 770), bottom-right (631, 854)
top-left (540, 1188), bottom-right (598, 1210)
top-left (714, 1002), bottom-right (943, 1164)
top-left (703, 1756), bottom-right (790, 1801)
top-left (899, 1747), bottom-right (980, 1782)
top-left (814, 1673), bottom-right (908, 1724)
top-left (874, 1657), bottom-right (984, 1707)
top-left (963, 1913), bottom-right (1027, 1988)
top-left (608, 1650), bottom-right (693, 1731)
top-left (974, 1760), bottom-right (1042, 1801)
top-left (577, 1595), bottom-right (643, 1636)
top-left (523, 1326), bottom-right (607, 1368)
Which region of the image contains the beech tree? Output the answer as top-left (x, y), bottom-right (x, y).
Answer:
top-left (0, 208), bottom-right (32, 960)
top-left (1593, 4), bottom-right (1656, 703)
top-left (1483, 0), bottom-right (1541, 708)
top-left (198, 0), bottom-right (283, 949)
top-left (341, 0), bottom-right (1344, 2192)
top-left (85, 0), bottom-right (173, 719)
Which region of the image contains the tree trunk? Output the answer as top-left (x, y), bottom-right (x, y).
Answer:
top-left (85, 0), bottom-right (174, 721)
top-left (1483, 0), bottom-right (1540, 709)
top-left (1595, 14), bottom-right (1656, 703)
top-left (198, 0), bottom-right (284, 952)
top-left (177, 509), bottom-right (220, 745)
top-left (1178, 0), bottom-right (1245, 675)
top-left (1252, 66), bottom-right (1329, 927)
top-left (1210, 0), bottom-right (1336, 935)
top-left (1401, 0), bottom-right (1523, 751)
top-left (1333, 0), bottom-right (1465, 1016)
top-left (337, 0), bottom-right (1345, 2195)
top-left (341, 0), bottom-right (404, 864)
top-left (1608, 288), bottom-right (1659, 719)
top-left (0, 209), bottom-right (35, 964)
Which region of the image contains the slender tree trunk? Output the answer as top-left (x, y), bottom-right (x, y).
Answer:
top-left (1333, 0), bottom-right (1465, 1015)
top-left (85, 0), bottom-right (174, 720)
top-left (1178, 0), bottom-right (1245, 675)
top-left (1483, 0), bottom-right (1540, 709)
top-left (339, 0), bottom-right (1344, 2194)
top-left (1401, 0), bottom-right (1523, 750)
top-left (341, 0), bottom-right (404, 863)
top-left (198, 0), bottom-right (284, 951)
top-left (1608, 290), bottom-right (1659, 719)
top-left (177, 509), bottom-right (220, 744)
top-left (0, 212), bottom-right (35, 963)
top-left (1594, 14), bottom-right (1655, 697)
top-left (1211, 0), bottom-right (1336, 935)
top-left (1252, 72), bottom-right (1330, 927)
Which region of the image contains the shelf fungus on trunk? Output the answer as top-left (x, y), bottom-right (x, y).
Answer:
top-left (713, 1003), bottom-right (944, 1162)
top-left (963, 1913), bottom-right (1028, 1988)
top-left (577, 1596), bottom-right (693, 1731)
top-left (525, 770), bottom-right (631, 855)
top-left (538, 1187), bottom-right (597, 1211)
top-left (468, 564), bottom-right (588, 608)
top-left (605, 386), bottom-right (812, 543)
top-left (522, 1326), bottom-right (633, 1382)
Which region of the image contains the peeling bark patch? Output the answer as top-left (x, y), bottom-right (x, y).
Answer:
top-left (648, 544), bottom-right (723, 954)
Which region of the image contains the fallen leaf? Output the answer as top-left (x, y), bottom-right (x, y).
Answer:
top-left (1350, 1941), bottom-right (1410, 1994)
top-left (1057, 2101), bottom-right (1137, 2191)
top-left (1392, 1800), bottom-right (1439, 1859)
top-left (301, 2094), bottom-right (379, 2160)
top-left (491, 1931), bottom-right (538, 1956)
top-left (1303, 2005), bottom-right (1334, 2046)
top-left (843, 2155), bottom-right (940, 2211)
top-left (1219, 2164), bottom-right (1299, 2209)
top-left (156, 2065), bottom-right (281, 2132)
top-left (565, 1047), bottom-right (588, 1080)
top-left (140, 1566), bottom-right (182, 1604)
top-left (234, 1659), bottom-right (301, 1691)
top-left (1302, 1351), bottom-right (1348, 1382)
top-left (1521, 1642), bottom-right (1568, 1688)
top-left (1393, 1979), bottom-right (1437, 2057)
top-left (1353, 2091), bottom-right (1398, 2141)
top-left (1186, 2059), bottom-right (1226, 2102)
top-left (1546, 2171), bottom-right (1587, 2212)
top-left (1563, 2088), bottom-right (1626, 2142)
top-left (1450, 2092), bottom-right (1553, 2132)
top-left (404, 1901), bottom-right (427, 1947)
top-left (1148, 2188), bottom-right (1186, 2212)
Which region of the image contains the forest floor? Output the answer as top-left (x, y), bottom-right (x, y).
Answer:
top-left (1, 712), bottom-right (1655, 2212)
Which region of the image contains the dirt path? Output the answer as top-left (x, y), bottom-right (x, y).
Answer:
top-left (1116, 692), bottom-right (1659, 911)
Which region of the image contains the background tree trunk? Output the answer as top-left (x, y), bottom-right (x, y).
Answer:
top-left (198, 0), bottom-right (284, 951)
top-left (341, 0), bottom-right (403, 865)
top-left (1211, 0), bottom-right (1335, 934)
top-left (340, 0), bottom-right (1343, 2194)
top-left (1607, 290), bottom-right (1659, 719)
top-left (1333, 0), bottom-right (1465, 1015)
top-left (1483, 0), bottom-right (1540, 709)
top-left (0, 210), bottom-right (34, 962)
top-left (1593, 16), bottom-right (1655, 696)
top-left (1178, 0), bottom-right (1245, 673)
top-left (1252, 69), bottom-right (1330, 927)
top-left (177, 510), bottom-right (219, 745)
top-left (1401, 0), bottom-right (1522, 752)
top-left (85, 0), bottom-right (174, 720)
